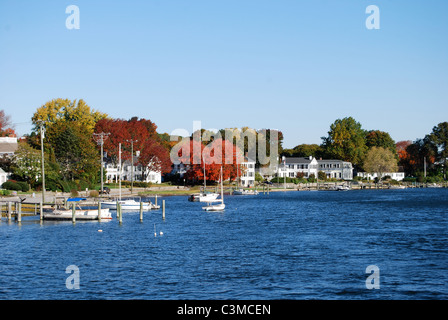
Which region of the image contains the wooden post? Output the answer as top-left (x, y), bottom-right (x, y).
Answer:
top-left (7, 202), bottom-right (12, 222)
top-left (17, 203), bottom-right (22, 223)
top-left (98, 202), bottom-right (102, 222)
top-left (155, 195), bottom-right (158, 207)
top-left (116, 200), bottom-right (119, 218)
top-left (118, 203), bottom-right (122, 224)
top-left (162, 200), bottom-right (165, 220)
top-left (40, 201), bottom-right (44, 222)
top-left (72, 203), bottom-right (76, 224)
top-left (139, 201), bottom-right (143, 222)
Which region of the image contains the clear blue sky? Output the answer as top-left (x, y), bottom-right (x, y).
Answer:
top-left (1, 0), bottom-right (447, 148)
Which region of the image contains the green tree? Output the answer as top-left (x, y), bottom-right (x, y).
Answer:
top-left (321, 117), bottom-right (367, 167)
top-left (282, 144), bottom-right (325, 159)
top-left (363, 147), bottom-right (398, 181)
top-left (425, 122), bottom-right (448, 179)
top-left (31, 99), bottom-right (107, 184)
top-left (318, 171), bottom-right (327, 181)
top-left (365, 130), bottom-right (397, 157)
top-left (10, 142), bottom-right (42, 186)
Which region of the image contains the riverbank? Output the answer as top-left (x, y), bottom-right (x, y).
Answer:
top-left (1, 181), bottom-right (446, 205)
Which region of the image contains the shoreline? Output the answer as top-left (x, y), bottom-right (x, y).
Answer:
top-left (1, 182), bottom-right (446, 204)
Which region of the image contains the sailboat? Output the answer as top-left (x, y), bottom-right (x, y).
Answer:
top-left (202, 167), bottom-right (225, 211)
top-left (101, 143), bottom-right (158, 210)
top-left (188, 161), bottom-right (219, 202)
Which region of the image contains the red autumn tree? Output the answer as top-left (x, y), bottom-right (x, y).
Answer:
top-left (94, 117), bottom-right (172, 176)
top-left (0, 110), bottom-right (16, 137)
top-left (177, 137), bottom-right (243, 183)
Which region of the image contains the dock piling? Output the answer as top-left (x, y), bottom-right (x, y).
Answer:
top-left (17, 203), bottom-right (22, 223)
top-left (98, 202), bottom-right (102, 222)
top-left (7, 202), bottom-right (11, 222)
top-left (72, 203), bottom-right (76, 224)
top-left (40, 201), bottom-right (44, 223)
top-left (162, 200), bottom-right (165, 220)
top-left (139, 201), bottom-right (143, 222)
top-left (118, 203), bottom-right (122, 224)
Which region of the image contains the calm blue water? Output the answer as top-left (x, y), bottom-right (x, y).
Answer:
top-left (0, 188), bottom-right (447, 300)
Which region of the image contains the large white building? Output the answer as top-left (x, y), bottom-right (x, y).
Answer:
top-left (0, 137), bottom-right (18, 157)
top-left (0, 137), bottom-right (17, 185)
top-left (277, 157), bottom-right (354, 180)
top-left (357, 172), bottom-right (405, 181)
top-left (240, 157), bottom-right (256, 187)
top-left (0, 167), bottom-right (11, 185)
top-left (105, 153), bottom-right (162, 185)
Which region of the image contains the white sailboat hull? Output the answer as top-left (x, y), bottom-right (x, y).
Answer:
top-left (101, 199), bottom-right (157, 210)
top-left (188, 193), bottom-right (219, 202)
top-left (202, 202), bottom-right (225, 211)
top-left (43, 208), bottom-right (112, 220)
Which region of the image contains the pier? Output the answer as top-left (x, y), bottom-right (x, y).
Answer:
top-left (0, 192), bottom-right (162, 223)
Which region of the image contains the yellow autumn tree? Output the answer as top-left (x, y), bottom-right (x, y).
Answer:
top-left (31, 99), bottom-right (109, 184)
top-left (32, 98), bottom-right (108, 134)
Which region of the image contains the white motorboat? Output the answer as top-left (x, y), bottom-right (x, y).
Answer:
top-left (188, 192), bottom-right (219, 202)
top-left (43, 208), bottom-right (112, 221)
top-left (101, 199), bottom-right (158, 210)
top-left (203, 167), bottom-right (225, 212)
top-left (233, 188), bottom-right (259, 195)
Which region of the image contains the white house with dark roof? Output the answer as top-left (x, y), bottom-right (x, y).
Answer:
top-left (277, 156), bottom-right (354, 180)
top-left (0, 167), bottom-right (11, 185)
top-left (0, 137), bottom-right (17, 185)
top-left (318, 160), bottom-right (354, 180)
top-left (0, 137), bottom-right (18, 156)
top-left (105, 152), bottom-right (162, 184)
top-left (278, 156), bottom-right (319, 179)
top-left (240, 157), bottom-right (256, 187)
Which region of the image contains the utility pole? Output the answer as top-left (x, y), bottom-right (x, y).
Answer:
top-left (424, 157), bottom-right (427, 178)
top-left (283, 156), bottom-right (286, 190)
top-left (39, 122), bottom-right (46, 203)
top-left (93, 132), bottom-right (110, 197)
top-left (126, 139), bottom-right (138, 193)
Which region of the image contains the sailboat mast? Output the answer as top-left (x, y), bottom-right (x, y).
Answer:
top-left (204, 161), bottom-right (206, 192)
top-left (119, 143), bottom-right (122, 201)
top-left (221, 167), bottom-right (224, 201)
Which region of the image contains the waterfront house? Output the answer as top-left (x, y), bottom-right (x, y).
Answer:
top-left (318, 160), bottom-right (354, 180)
top-left (357, 171), bottom-right (405, 181)
top-left (105, 153), bottom-right (162, 184)
top-left (278, 156), bottom-right (319, 179)
top-left (278, 157), bottom-right (354, 180)
top-left (240, 157), bottom-right (256, 187)
top-left (0, 137), bottom-right (18, 157)
top-left (0, 167), bottom-right (11, 185)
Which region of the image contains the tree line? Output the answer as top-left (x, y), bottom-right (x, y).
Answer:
top-left (1, 103), bottom-right (447, 192)
top-left (282, 117), bottom-right (448, 181)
